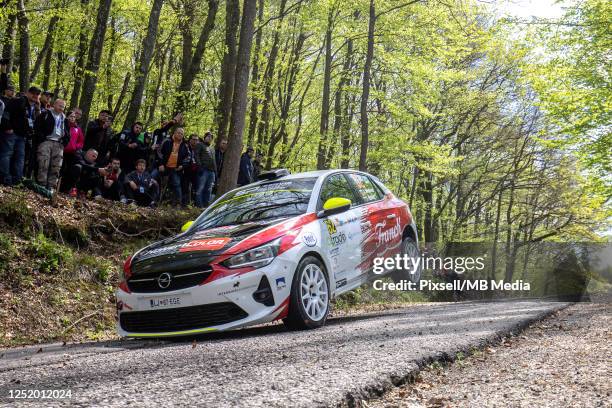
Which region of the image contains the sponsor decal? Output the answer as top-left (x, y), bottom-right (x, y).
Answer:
top-left (302, 232), bottom-right (317, 247)
top-left (179, 237), bottom-right (231, 252)
top-left (142, 243), bottom-right (182, 257)
top-left (334, 214), bottom-right (360, 226)
top-left (329, 232), bottom-right (347, 247)
top-left (217, 283), bottom-right (257, 296)
top-left (329, 247), bottom-right (340, 256)
top-left (331, 256), bottom-right (339, 268)
top-left (374, 218), bottom-right (401, 246)
top-left (336, 278), bottom-right (347, 289)
top-left (276, 277), bottom-right (286, 290)
top-left (324, 219), bottom-right (337, 235)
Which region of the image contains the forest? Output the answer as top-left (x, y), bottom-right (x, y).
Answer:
top-left (0, 0), bottom-right (609, 252)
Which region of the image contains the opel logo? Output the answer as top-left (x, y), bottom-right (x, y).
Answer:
top-left (157, 272), bottom-right (172, 289)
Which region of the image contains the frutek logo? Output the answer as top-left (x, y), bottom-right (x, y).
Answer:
top-left (374, 218), bottom-right (401, 245)
top-left (179, 238), bottom-right (231, 252)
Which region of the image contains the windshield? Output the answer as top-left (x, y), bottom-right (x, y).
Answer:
top-left (193, 178), bottom-right (316, 230)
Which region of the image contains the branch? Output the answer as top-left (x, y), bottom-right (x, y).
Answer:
top-left (376, 0), bottom-right (423, 19)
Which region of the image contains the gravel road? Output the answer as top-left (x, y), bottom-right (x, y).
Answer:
top-left (369, 302), bottom-right (610, 408)
top-left (0, 300), bottom-right (566, 407)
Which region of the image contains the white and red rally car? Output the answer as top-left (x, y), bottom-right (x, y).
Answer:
top-left (117, 169), bottom-right (420, 337)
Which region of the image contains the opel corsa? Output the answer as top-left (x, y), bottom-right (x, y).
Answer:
top-left (117, 169), bottom-right (420, 337)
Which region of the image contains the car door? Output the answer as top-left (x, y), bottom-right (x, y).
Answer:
top-left (346, 173), bottom-right (402, 276)
top-left (317, 173), bottom-right (364, 291)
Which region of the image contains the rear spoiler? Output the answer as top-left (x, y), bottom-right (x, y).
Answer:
top-left (256, 168), bottom-right (290, 181)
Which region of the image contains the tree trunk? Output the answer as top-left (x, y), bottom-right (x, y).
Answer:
top-left (16, 0), bottom-right (30, 92)
top-left (146, 45), bottom-right (169, 127)
top-left (246, 0), bottom-right (265, 148)
top-left (419, 170), bottom-right (435, 242)
top-left (266, 30), bottom-right (306, 169)
top-left (105, 17), bottom-right (117, 111)
top-left (123, 0), bottom-right (164, 129)
top-left (78, 0), bottom-right (113, 127)
top-left (359, 0), bottom-right (375, 171)
top-left (490, 187), bottom-right (504, 281)
top-left (112, 72), bottom-right (131, 119)
top-left (69, 0), bottom-right (90, 109)
top-left (175, 0), bottom-right (219, 112)
top-left (2, 13), bottom-right (17, 74)
top-left (29, 15), bottom-right (59, 84)
top-left (331, 33), bottom-right (353, 169)
top-left (256, 0), bottom-right (288, 152)
top-left (41, 45), bottom-right (53, 91)
top-left (316, 10), bottom-right (334, 170)
top-left (217, 0), bottom-right (258, 196)
top-left (53, 51), bottom-right (66, 98)
top-left (216, 0), bottom-right (240, 140)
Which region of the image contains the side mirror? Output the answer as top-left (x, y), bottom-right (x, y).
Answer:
top-left (318, 197), bottom-right (352, 218)
top-left (181, 220), bottom-right (194, 232)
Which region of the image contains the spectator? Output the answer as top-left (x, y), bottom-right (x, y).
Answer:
top-left (0, 85), bottom-right (41, 186)
top-left (237, 147), bottom-right (255, 186)
top-left (151, 112), bottom-right (183, 164)
top-left (0, 62), bottom-right (15, 99)
top-left (253, 152), bottom-right (264, 179)
top-left (2, 84), bottom-right (15, 99)
top-left (84, 110), bottom-right (113, 166)
top-left (94, 157), bottom-right (125, 201)
top-left (118, 121), bottom-right (149, 172)
top-left (62, 110), bottom-right (85, 183)
top-left (152, 127), bottom-right (189, 206)
top-left (34, 98), bottom-right (69, 191)
top-left (195, 131), bottom-right (217, 207)
top-left (67, 148), bottom-right (108, 198)
top-left (215, 137), bottom-right (227, 179)
top-left (182, 134), bottom-right (199, 206)
top-left (40, 91), bottom-right (54, 112)
top-left (71, 107), bottom-right (83, 123)
top-left (124, 158), bottom-right (159, 207)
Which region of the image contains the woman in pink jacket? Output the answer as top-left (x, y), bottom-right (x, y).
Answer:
top-left (61, 110), bottom-right (85, 190)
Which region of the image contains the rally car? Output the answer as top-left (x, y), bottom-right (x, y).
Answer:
top-left (116, 169), bottom-right (420, 337)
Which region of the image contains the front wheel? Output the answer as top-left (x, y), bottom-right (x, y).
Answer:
top-left (283, 256), bottom-right (330, 330)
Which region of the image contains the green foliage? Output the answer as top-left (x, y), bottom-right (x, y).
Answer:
top-left (0, 232), bottom-right (18, 271)
top-left (27, 234), bottom-right (74, 274)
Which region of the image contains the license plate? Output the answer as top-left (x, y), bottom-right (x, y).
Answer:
top-left (139, 293), bottom-right (192, 310)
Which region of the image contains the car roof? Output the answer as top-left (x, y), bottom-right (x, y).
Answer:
top-left (236, 169), bottom-right (374, 191)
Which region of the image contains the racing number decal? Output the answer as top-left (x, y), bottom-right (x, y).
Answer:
top-left (179, 238), bottom-right (231, 252)
top-left (324, 219), bottom-right (337, 235)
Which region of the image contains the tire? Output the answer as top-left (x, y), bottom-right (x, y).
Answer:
top-left (283, 255), bottom-right (330, 330)
top-left (392, 236), bottom-right (422, 284)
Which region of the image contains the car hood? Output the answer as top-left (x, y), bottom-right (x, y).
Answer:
top-left (130, 218), bottom-right (287, 274)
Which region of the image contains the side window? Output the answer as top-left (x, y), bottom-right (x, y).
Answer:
top-left (319, 174), bottom-right (360, 208)
top-left (348, 173), bottom-right (383, 203)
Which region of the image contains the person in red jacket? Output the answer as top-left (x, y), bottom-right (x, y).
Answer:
top-left (60, 110), bottom-right (85, 191)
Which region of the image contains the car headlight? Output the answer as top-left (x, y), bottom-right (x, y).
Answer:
top-left (223, 238), bottom-right (281, 269)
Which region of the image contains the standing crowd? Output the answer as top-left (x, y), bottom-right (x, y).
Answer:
top-left (0, 65), bottom-right (265, 208)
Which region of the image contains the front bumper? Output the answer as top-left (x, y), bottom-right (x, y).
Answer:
top-left (116, 257), bottom-right (296, 338)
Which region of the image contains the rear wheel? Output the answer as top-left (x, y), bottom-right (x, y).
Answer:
top-left (283, 256), bottom-right (330, 330)
top-left (392, 236), bottom-right (422, 284)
